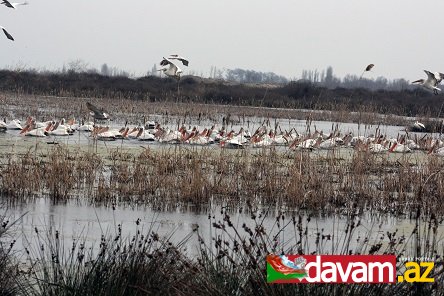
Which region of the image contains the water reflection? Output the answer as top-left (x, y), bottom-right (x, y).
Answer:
top-left (3, 197), bottom-right (442, 257)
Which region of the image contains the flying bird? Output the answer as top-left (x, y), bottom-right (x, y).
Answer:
top-left (1, 0), bottom-right (28, 9)
top-left (159, 57), bottom-right (183, 80)
top-left (86, 102), bottom-right (110, 121)
top-left (0, 26), bottom-right (13, 41)
top-left (411, 70), bottom-right (444, 95)
top-left (168, 54), bottom-right (189, 66)
top-left (360, 64), bottom-right (374, 78)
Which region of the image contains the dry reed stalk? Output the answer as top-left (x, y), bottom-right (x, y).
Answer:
top-left (0, 139), bottom-right (442, 217)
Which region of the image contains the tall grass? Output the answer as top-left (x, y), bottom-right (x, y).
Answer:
top-left (194, 204), bottom-right (444, 295)
top-left (17, 222), bottom-right (198, 296)
top-left (0, 208), bottom-right (23, 296)
top-left (0, 144), bottom-right (443, 217)
top-left (0, 92), bottom-right (424, 128)
top-left (1, 203), bottom-right (440, 295)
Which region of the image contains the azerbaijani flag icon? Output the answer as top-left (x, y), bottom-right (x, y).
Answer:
top-left (267, 254), bottom-right (307, 283)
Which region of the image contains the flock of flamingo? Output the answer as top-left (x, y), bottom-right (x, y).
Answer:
top-left (1, 104), bottom-right (444, 156)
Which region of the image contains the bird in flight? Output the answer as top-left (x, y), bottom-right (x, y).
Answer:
top-left (159, 57), bottom-right (183, 80)
top-left (86, 102), bottom-right (110, 121)
top-left (1, 0), bottom-right (28, 9)
top-left (411, 70), bottom-right (444, 95)
top-left (168, 54), bottom-right (189, 66)
top-left (0, 26), bottom-right (13, 40)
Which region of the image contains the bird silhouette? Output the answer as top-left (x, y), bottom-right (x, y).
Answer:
top-left (0, 26), bottom-right (13, 40)
top-left (1, 0), bottom-right (28, 9)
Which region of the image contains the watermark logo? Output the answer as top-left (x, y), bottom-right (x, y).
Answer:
top-left (266, 254), bottom-right (308, 282)
top-left (267, 254), bottom-right (396, 283)
top-left (397, 258), bottom-right (434, 283)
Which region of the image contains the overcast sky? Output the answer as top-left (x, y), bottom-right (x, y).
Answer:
top-left (0, 0), bottom-right (441, 81)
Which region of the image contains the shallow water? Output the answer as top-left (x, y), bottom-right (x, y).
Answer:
top-left (0, 115), bottom-right (441, 259)
top-left (3, 197), bottom-right (443, 259)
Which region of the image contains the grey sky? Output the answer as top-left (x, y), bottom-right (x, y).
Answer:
top-left (0, 0), bottom-right (442, 81)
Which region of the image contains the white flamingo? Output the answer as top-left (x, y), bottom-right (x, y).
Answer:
top-left (6, 119), bottom-right (23, 130)
top-left (294, 137), bottom-right (321, 150)
top-left (368, 143), bottom-right (388, 153)
top-left (20, 120), bottom-right (52, 137)
top-left (388, 141), bottom-right (411, 153)
top-left (74, 120), bottom-right (95, 132)
top-left (221, 137), bottom-right (243, 149)
top-left (0, 120), bottom-right (6, 131)
top-left (138, 129), bottom-right (155, 141)
top-left (92, 126), bottom-right (125, 141)
top-left (156, 128), bottom-right (182, 143)
top-left (319, 137), bottom-right (343, 149)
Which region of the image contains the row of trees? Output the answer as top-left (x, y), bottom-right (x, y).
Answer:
top-left (11, 60), bottom-right (416, 92)
top-left (0, 69), bottom-right (439, 118)
top-left (301, 66), bottom-right (411, 91)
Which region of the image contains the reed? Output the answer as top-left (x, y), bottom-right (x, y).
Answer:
top-left (194, 204), bottom-right (444, 295)
top-left (0, 144), bottom-right (443, 218)
top-left (17, 221), bottom-right (198, 295)
top-left (0, 209), bottom-right (22, 296)
top-left (1, 82), bottom-right (444, 295)
top-left (0, 92), bottom-right (421, 128)
top-left (6, 203), bottom-right (442, 295)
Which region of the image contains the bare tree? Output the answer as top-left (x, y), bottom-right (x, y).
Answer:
top-left (101, 63), bottom-right (110, 76)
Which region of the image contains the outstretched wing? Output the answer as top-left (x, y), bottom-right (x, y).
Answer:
top-left (435, 72), bottom-right (444, 84)
top-left (169, 54), bottom-right (189, 66)
top-left (86, 102), bottom-right (101, 114)
top-left (1, 27), bottom-right (14, 41)
top-left (161, 58), bottom-right (179, 71)
top-left (424, 70), bottom-right (438, 85)
top-left (160, 57), bottom-right (172, 66)
top-left (424, 70), bottom-right (435, 79)
top-left (86, 102), bottom-right (109, 119)
top-left (1, 0), bottom-right (14, 8)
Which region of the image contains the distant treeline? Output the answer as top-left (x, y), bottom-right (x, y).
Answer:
top-left (0, 69), bottom-right (441, 117)
top-left (220, 66), bottom-right (411, 91)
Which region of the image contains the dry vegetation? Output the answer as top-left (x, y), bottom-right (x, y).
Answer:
top-left (0, 69), bottom-right (442, 119)
top-left (0, 92), bottom-right (441, 134)
top-left (0, 92), bottom-right (442, 215)
top-left (0, 143), bottom-right (443, 218)
top-left (0, 204), bottom-right (442, 295)
top-left (0, 88), bottom-right (444, 294)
